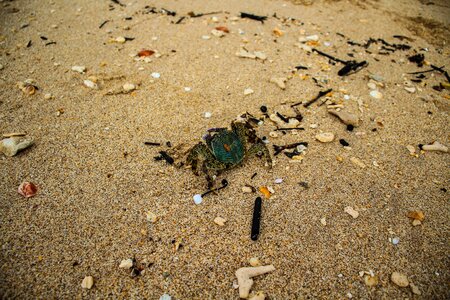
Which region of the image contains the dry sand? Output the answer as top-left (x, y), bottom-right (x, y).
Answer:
top-left (1, 0), bottom-right (449, 299)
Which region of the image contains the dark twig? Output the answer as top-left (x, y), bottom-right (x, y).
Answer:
top-left (273, 142), bottom-right (308, 156)
top-left (291, 88), bottom-right (332, 108)
top-left (312, 49), bottom-right (347, 64)
top-left (175, 16), bottom-right (185, 24)
top-left (144, 142), bottom-right (161, 146)
top-left (251, 197), bottom-right (262, 241)
top-left (154, 151), bottom-right (174, 164)
top-left (201, 179), bottom-right (228, 197)
top-left (188, 11), bottom-right (223, 18)
top-left (274, 127), bottom-right (305, 131)
top-left (240, 12), bottom-right (267, 22)
top-left (99, 20), bottom-right (109, 29)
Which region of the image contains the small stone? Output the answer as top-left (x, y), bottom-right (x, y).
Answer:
top-left (1, 136), bottom-right (34, 157)
top-left (343, 94), bottom-right (350, 100)
top-left (146, 212), bottom-right (157, 223)
top-left (184, 87), bottom-right (191, 92)
top-left (242, 186), bottom-right (253, 193)
top-left (412, 219), bottom-right (422, 226)
top-left (244, 88), bottom-right (254, 95)
top-left (370, 90), bottom-right (383, 99)
top-left (344, 206), bottom-right (359, 218)
top-left (364, 275), bottom-right (378, 286)
top-left (269, 77), bottom-right (287, 89)
top-left (18, 182), bottom-right (38, 198)
top-left (248, 291), bottom-right (266, 300)
top-left (410, 282), bottom-right (421, 295)
top-left (369, 74), bottom-right (384, 82)
top-left (44, 93), bottom-right (52, 100)
top-left (115, 36), bottom-right (126, 43)
top-left (350, 157), bottom-right (366, 168)
top-left (404, 86), bottom-right (416, 93)
top-left (211, 29), bottom-right (225, 37)
top-left (422, 141), bottom-right (448, 152)
top-left (71, 65), bottom-right (86, 73)
top-left (274, 178), bottom-right (283, 184)
top-left (249, 257), bottom-right (261, 267)
top-left (83, 79), bottom-right (97, 89)
top-left (151, 72), bottom-right (161, 79)
top-left (119, 258), bottom-right (133, 269)
top-left (392, 237), bottom-right (400, 245)
top-left (320, 217), bottom-right (327, 226)
top-left (201, 35), bottom-right (211, 40)
top-left (211, 16), bottom-right (219, 22)
top-left (123, 83), bottom-right (136, 92)
top-left (204, 112), bottom-right (212, 118)
top-left (269, 132), bottom-right (278, 138)
top-left (159, 294), bottom-right (171, 300)
top-left (367, 82), bottom-right (377, 90)
top-left (391, 272), bottom-right (409, 287)
top-left (193, 194), bottom-right (203, 205)
top-left (315, 132), bottom-right (335, 143)
top-left (0, 64), bottom-right (3, 70)
top-left (407, 210), bottom-right (425, 221)
top-left (406, 145), bottom-right (416, 155)
top-left (214, 217), bottom-right (226, 226)
top-left (81, 276), bottom-right (94, 289)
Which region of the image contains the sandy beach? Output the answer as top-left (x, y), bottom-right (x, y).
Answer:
top-left (1, 0), bottom-right (449, 298)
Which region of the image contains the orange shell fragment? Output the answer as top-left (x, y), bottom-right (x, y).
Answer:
top-left (259, 186), bottom-right (271, 199)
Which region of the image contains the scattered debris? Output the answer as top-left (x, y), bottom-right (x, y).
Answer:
top-left (122, 83), bottom-right (136, 93)
top-left (119, 259), bottom-right (133, 269)
top-left (244, 88), bottom-right (254, 95)
top-left (364, 275), bottom-right (379, 287)
top-left (269, 77), bottom-right (287, 89)
top-left (159, 294), bottom-right (172, 300)
top-left (421, 141), bottom-right (448, 152)
top-left (18, 80), bottom-right (38, 95)
top-left (18, 182), bottom-right (38, 198)
top-left (71, 66), bottom-right (86, 74)
top-left (151, 72), bottom-right (161, 79)
top-left (315, 132), bottom-right (335, 143)
top-left (350, 157), bottom-right (366, 168)
top-left (236, 49), bottom-right (267, 60)
top-left (242, 186), bottom-right (253, 193)
top-left (240, 12), bottom-right (267, 23)
top-left (409, 282), bottom-right (421, 295)
top-left (214, 216), bottom-right (227, 226)
top-left (259, 186), bottom-right (271, 199)
top-left (81, 276), bottom-right (94, 289)
top-left (344, 206), bottom-right (359, 219)
top-left (328, 110), bottom-right (359, 126)
top-left (249, 291), bottom-right (266, 300)
top-left (138, 49), bottom-right (155, 57)
top-left (154, 151), bottom-right (174, 164)
top-left (369, 90), bottom-right (383, 99)
top-left (320, 217), bottom-right (327, 226)
top-left (1, 136), bottom-right (34, 157)
top-left (235, 265), bottom-right (275, 298)
top-left (83, 79), bottom-right (98, 89)
top-left (391, 272), bottom-right (409, 287)
top-left (193, 194), bottom-right (203, 205)
top-left (251, 197), bottom-right (262, 241)
top-left (249, 257), bottom-right (261, 267)
top-left (407, 210), bottom-right (425, 222)
top-left (146, 211), bottom-right (158, 223)
top-left (292, 88), bottom-right (332, 108)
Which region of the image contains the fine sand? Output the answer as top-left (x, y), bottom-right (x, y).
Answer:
top-left (1, 0), bottom-right (449, 299)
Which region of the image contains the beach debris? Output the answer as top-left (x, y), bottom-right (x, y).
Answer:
top-left (409, 282), bottom-right (421, 295)
top-left (159, 294), bottom-right (171, 300)
top-left (312, 49), bottom-right (368, 76)
top-left (44, 93), bottom-right (53, 100)
top-left (202, 35), bottom-right (211, 40)
top-left (184, 87), bottom-right (192, 92)
top-left (350, 157), bottom-right (366, 168)
top-left (193, 194), bottom-right (203, 205)
top-left (242, 186), bottom-right (253, 193)
top-left (215, 26), bottom-right (229, 33)
top-left (204, 112), bottom-right (212, 118)
top-left (404, 86), bottom-right (416, 93)
top-left (83, 79), bottom-right (98, 89)
top-left (235, 265), bottom-right (275, 298)
top-left (406, 210), bottom-right (424, 222)
top-left (274, 178), bottom-right (283, 184)
top-left (214, 216), bottom-right (227, 226)
top-left (114, 36), bottom-right (126, 43)
top-left (315, 132), bottom-right (335, 143)
top-left (211, 29), bottom-right (225, 37)
top-left (406, 145), bottom-right (416, 156)
top-left (259, 186), bottom-right (271, 199)
top-left (240, 12), bottom-right (267, 22)
top-left (408, 53), bottom-right (425, 67)
top-left (249, 291), bottom-right (266, 300)
top-left (71, 65), bottom-right (86, 73)
top-left (251, 197), bottom-right (262, 241)
top-left (339, 139), bottom-right (349, 147)
top-left (344, 206), bottom-right (359, 219)
top-left (364, 275), bottom-right (379, 287)
top-left (369, 90), bottom-right (383, 99)
top-left (421, 141), bottom-right (448, 152)
top-left (18, 80), bottom-right (38, 95)
top-left (18, 182), bottom-right (38, 198)
top-left (273, 142), bottom-right (308, 156)
top-left (154, 151), bottom-right (174, 164)
top-left (328, 110), bottom-right (359, 126)
top-left (200, 179), bottom-right (229, 198)
top-left (320, 217), bottom-right (327, 226)
top-left (269, 77), bottom-right (287, 89)
top-left (273, 27), bottom-right (284, 37)
top-left (249, 257), bottom-right (261, 267)
top-left (292, 89), bottom-right (332, 108)
top-left (119, 258), bottom-right (133, 269)
top-left (144, 142), bottom-right (161, 146)
top-left (138, 49), bottom-right (155, 57)
top-left (122, 83), bottom-right (136, 93)
top-left (151, 72), bottom-right (161, 79)
top-left (146, 211), bottom-right (158, 223)
top-left (1, 136), bottom-right (34, 157)
top-left (391, 272), bottom-right (409, 287)
top-left (391, 237), bottom-right (400, 245)
top-left (81, 276), bottom-right (94, 289)
top-left (412, 219), bottom-right (422, 226)
top-left (244, 88), bottom-right (254, 95)
top-left (236, 49), bottom-right (267, 60)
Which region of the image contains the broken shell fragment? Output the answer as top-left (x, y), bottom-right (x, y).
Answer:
top-left (138, 49), bottom-right (155, 57)
top-left (18, 182), bottom-right (38, 198)
top-left (235, 265), bottom-right (275, 298)
top-left (421, 141), bottom-right (448, 152)
top-left (0, 136), bottom-right (34, 157)
top-left (391, 272), bottom-right (409, 287)
top-left (269, 77), bottom-right (287, 90)
top-left (81, 276), bottom-right (94, 289)
top-left (315, 132), bottom-right (335, 143)
top-left (328, 110), bottom-right (359, 126)
top-left (406, 210), bottom-right (424, 221)
top-left (249, 291), bottom-right (266, 300)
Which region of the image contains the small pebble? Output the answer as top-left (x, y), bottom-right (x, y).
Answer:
top-left (184, 87), bottom-right (191, 92)
top-left (350, 157), bottom-right (366, 168)
top-left (310, 124), bottom-right (318, 129)
top-left (159, 294), bottom-right (171, 300)
top-left (320, 217), bottom-right (327, 226)
top-left (151, 72), bottom-right (161, 79)
top-left (404, 86), bottom-right (416, 93)
top-left (259, 186), bottom-right (271, 199)
top-left (422, 141), bottom-right (448, 152)
top-left (343, 94), bottom-right (350, 100)
top-left (83, 79), bottom-right (97, 89)
top-left (369, 74), bottom-right (384, 82)
top-left (328, 110), bottom-right (359, 126)
top-left (344, 206), bottom-right (359, 219)
top-left (119, 258), bottom-right (133, 269)
top-left (391, 272), bottom-right (409, 287)
top-left (249, 257), bottom-right (261, 267)
top-left (367, 82), bottom-right (377, 90)
top-left (193, 194), bottom-right (203, 205)
top-left (18, 182), bottom-right (38, 198)
top-left (123, 83), bottom-right (136, 92)
top-left (211, 29), bottom-right (225, 37)
top-left (364, 275), bottom-right (379, 287)
top-left (244, 88), bottom-right (254, 95)
top-left (44, 93), bottom-right (52, 100)
top-left (274, 178), bottom-right (283, 184)
top-left (204, 112), bottom-right (212, 118)
top-left (410, 282), bottom-right (421, 295)
top-left (115, 36), bottom-right (126, 43)
top-left (242, 186), bottom-right (253, 193)
top-left (412, 219), bottom-right (422, 226)
top-left (81, 276), bottom-right (94, 289)
top-left (201, 35), bottom-right (211, 40)
top-left (0, 64), bottom-right (3, 70)
top-left (249, 291), bottom-right (266, 300)
top-left (315, 132), bottom-right (335, 143)
top-left (269, 77), bottom-right (287, 90)
top-left (339, 139), bottom-right (349, 147)
top-left (406, 145), bottom-right (416, 155)
top-left (71, 65), bottom-right (86, 73)
top-left (406, 210), bottom-right (425, 221)
top-left (214, 217), bottom-right (226, 226)
top-left (392, 237), bottom-right (400, 245)
top-left (146, 211), bottom-right (157, 223)
top-left (369, 90), bottom-right (383, 99)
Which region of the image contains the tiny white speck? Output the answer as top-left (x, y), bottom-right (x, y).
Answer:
top-left (184, 87), bottom-right (191, 92)
top-left (324, 42), bottom-right (331, 46)
top-left (193, 194), bottom-right (203, 205)
top-left (151, 72), bottom-right (161, 78)
top-left (344, 95), bottom-right (350, 100)
top-left (274, 178), bottom-right (283, 184)
top-left (392, 237), bottom-right (400, 245)
top-left (204, 112), bottom-right (212, 118)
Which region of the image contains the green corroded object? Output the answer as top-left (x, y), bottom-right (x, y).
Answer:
top-left (210, 131), bottom-right (244, 164)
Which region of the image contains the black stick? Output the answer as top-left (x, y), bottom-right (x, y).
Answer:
top-left (99, 20), bottom-right (109, 29)
top-left (274, 127), bottom-right (305, 131)
top-left (144, 142), bottom-right (161, 146)
top-left (251, 197), bottom-right (262, 241)
top-left (312, 49), bottom-right (347, 64)
top-left (201, 179), bottom-right (228, 197)
top-left (291, 88), bottom-right (332, 108)
top-left (240, 12), bottom-right (267, 22)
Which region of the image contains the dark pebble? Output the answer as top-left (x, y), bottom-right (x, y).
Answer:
top-left (339, 139), bottom-right (350, 146)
